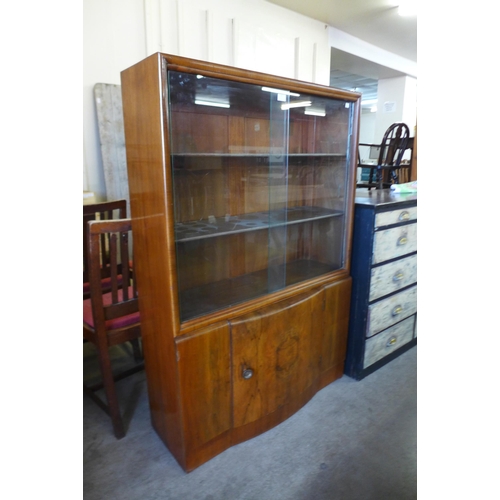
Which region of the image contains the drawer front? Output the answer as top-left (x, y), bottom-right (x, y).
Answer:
top-left (375, 206), bottom-right (417, 228)
top-left (367, 285), bottom-right (417, 337)
top-left (364, 315), bottom-right (415, 368)
top-left (373, 223), bottom-right (417, 264)
top-left (369, 254), bottom-right (417, 302)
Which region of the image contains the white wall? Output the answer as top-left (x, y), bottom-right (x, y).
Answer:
top-left (359, 113), bottom-right (377, 152)
top-left (83, 0), bottom-right (147, 196)
top-left (375, 76), bottom-right (417, 142)
top-left (146, 0), bottom-right (330, 82)
top-left (83, 0), bottom-right (417, 200)
top-left (84, 0), bottom-right (330, 201)
top-left (328, 26), bottom-right (417, 78)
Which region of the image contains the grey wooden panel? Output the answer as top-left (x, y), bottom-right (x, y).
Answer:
top-left (367, 285), bottom-right (417, 338)
top-left (372, 222), bottom-right (417, 264)
top-left (363, 315), bottom-right (415, 368)
top-left (369, 254), bottom-right (417, 302)
top-left (94, 83), bottom-right (130, 209)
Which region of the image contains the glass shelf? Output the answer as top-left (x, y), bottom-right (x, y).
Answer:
top-left (175, 206), bottom-right (343, 242)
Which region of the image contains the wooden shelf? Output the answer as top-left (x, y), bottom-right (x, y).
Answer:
top-left (172, 153), bottom-right (347, 169)
top-left (175, 206), bottom-right (343, 242)
top-left (179, 259), bottom-right (336, 322)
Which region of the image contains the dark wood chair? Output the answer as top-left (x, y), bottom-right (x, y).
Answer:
top-left (357, 122), bottom-right (412, 190)
top-left (83, 218), bottom-right (143, 438)
top-left (83, 200), bottom-right (127, 300)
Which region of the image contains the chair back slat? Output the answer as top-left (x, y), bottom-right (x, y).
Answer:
top-left (109, 232), bottom-right (119, 303)
top-left (87, 218), bottom-right (138, 331)
top-left (121, 232), bottom-right (131, 301)
top-left (83, 200), bottom-right (127, 288)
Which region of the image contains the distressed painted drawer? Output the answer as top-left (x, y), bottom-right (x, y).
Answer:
top-left (375, 206), bottom-right (417, 228)
top-left (364, 315), bottom-right (415, 368)
top-left (373, 223), bottom-right (417, 264)
top-left (369, 254), bottom-right (417, 302)
top-left (367, 285), bottom-right (417, 337)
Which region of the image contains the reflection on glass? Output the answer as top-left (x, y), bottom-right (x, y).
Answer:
top-left (167, 71), bottom-right (353, 321)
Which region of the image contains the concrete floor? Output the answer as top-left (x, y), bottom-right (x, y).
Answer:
top-left (83, 343), bottom-right (417, 500)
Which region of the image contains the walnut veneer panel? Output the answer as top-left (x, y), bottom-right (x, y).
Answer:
top-left (231, 278), bottom-right (351, 428)
top-left (176, 322), bottom-right (231, 460)
top-left (121, 53), bottom-right (183, 459)
top-left (231, 289), bottom-right (324, 428)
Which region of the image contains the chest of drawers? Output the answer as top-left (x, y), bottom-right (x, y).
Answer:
top-left (344, 190), bottom-right (417, 380)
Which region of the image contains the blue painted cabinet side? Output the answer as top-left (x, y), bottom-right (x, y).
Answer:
top-left (344, 205), bottom-right (375, 378)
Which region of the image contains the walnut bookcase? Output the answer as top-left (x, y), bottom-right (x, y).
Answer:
top-left (121, 53), bottom-right (360, 472)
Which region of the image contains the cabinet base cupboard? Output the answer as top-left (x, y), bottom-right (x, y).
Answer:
top-left (121, 53), bottom-right (361, 472)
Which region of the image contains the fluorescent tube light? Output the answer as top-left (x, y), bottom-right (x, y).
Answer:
top-left (304, 109), bottom-right (326, 117)
top-left (281, 101), bottom-right (312, 111)
top-left (262, 86), bottom-right (300, 97)
top-left (194, 100), bottom-right (230, 109)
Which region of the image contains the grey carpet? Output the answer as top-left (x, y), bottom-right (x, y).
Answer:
top-left (83, 343), bottom-right (417, 500)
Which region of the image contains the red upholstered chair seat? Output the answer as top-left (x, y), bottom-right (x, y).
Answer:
top-left (83, 286), bottom-right (139, 330)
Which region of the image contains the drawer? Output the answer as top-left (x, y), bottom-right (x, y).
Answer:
top-left (364, 315), bottom-right (415, 368)
top-left (373, 223), bottom-right (417, 264)
top-left (367, 285), bottom-right (417, 337)
top-left (375, 206), bottom-right (417, 228)
top-left (369, 254), bottom-right (417, 302)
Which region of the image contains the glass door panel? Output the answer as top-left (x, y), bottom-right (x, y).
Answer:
top-left (267, 88), bottom-right (289, 292)
top-left (167, 70), bottom-right (354, 322)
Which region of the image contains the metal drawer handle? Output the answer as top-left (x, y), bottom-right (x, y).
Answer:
top-left (397, 236), bottom-right (408, 246)
top-left (393, 272), bottom-right (404, 282)
top-left (399, 211), bottom-right (410, 221)
top-left (387, 336), bottom-right (398, 347)
top-left (242, 368), bottom-right (254, 380)
top-left (392, 305), bottom-right (403, 316)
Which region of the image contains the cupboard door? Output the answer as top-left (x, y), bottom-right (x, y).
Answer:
top-left (176, 322), bottom-right (232, 451)
top-left (230, 289), bottom-right (325, 428)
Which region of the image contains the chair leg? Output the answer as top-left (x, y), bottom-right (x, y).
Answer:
top-left (130, 338), bottom-right (142, 362)
top-left (95, 342), bottom-right (126, 439)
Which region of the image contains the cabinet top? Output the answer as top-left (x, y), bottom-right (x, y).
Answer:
top-left (122, 52), bottom-right (362, 103)
top-left (354, 188), bottom-right (417, 207)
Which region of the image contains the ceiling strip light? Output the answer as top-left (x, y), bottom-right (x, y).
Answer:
top-left (262, 86), bottom-right (300, 97)
top-left (304, 109), bottom-right (326, 117)
top-left (194, 100), bottom-right (230, 109)
top-left (281, 101), bottom-right (312, 111)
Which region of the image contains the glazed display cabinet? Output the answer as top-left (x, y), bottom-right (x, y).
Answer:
top-left (121, 53), bottom-right (360, 472)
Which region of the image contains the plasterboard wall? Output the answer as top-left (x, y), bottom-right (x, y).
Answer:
top-left (84, 0), bottom-right (417, 200)
top-left (83, 0), bottom-right (330, 200)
